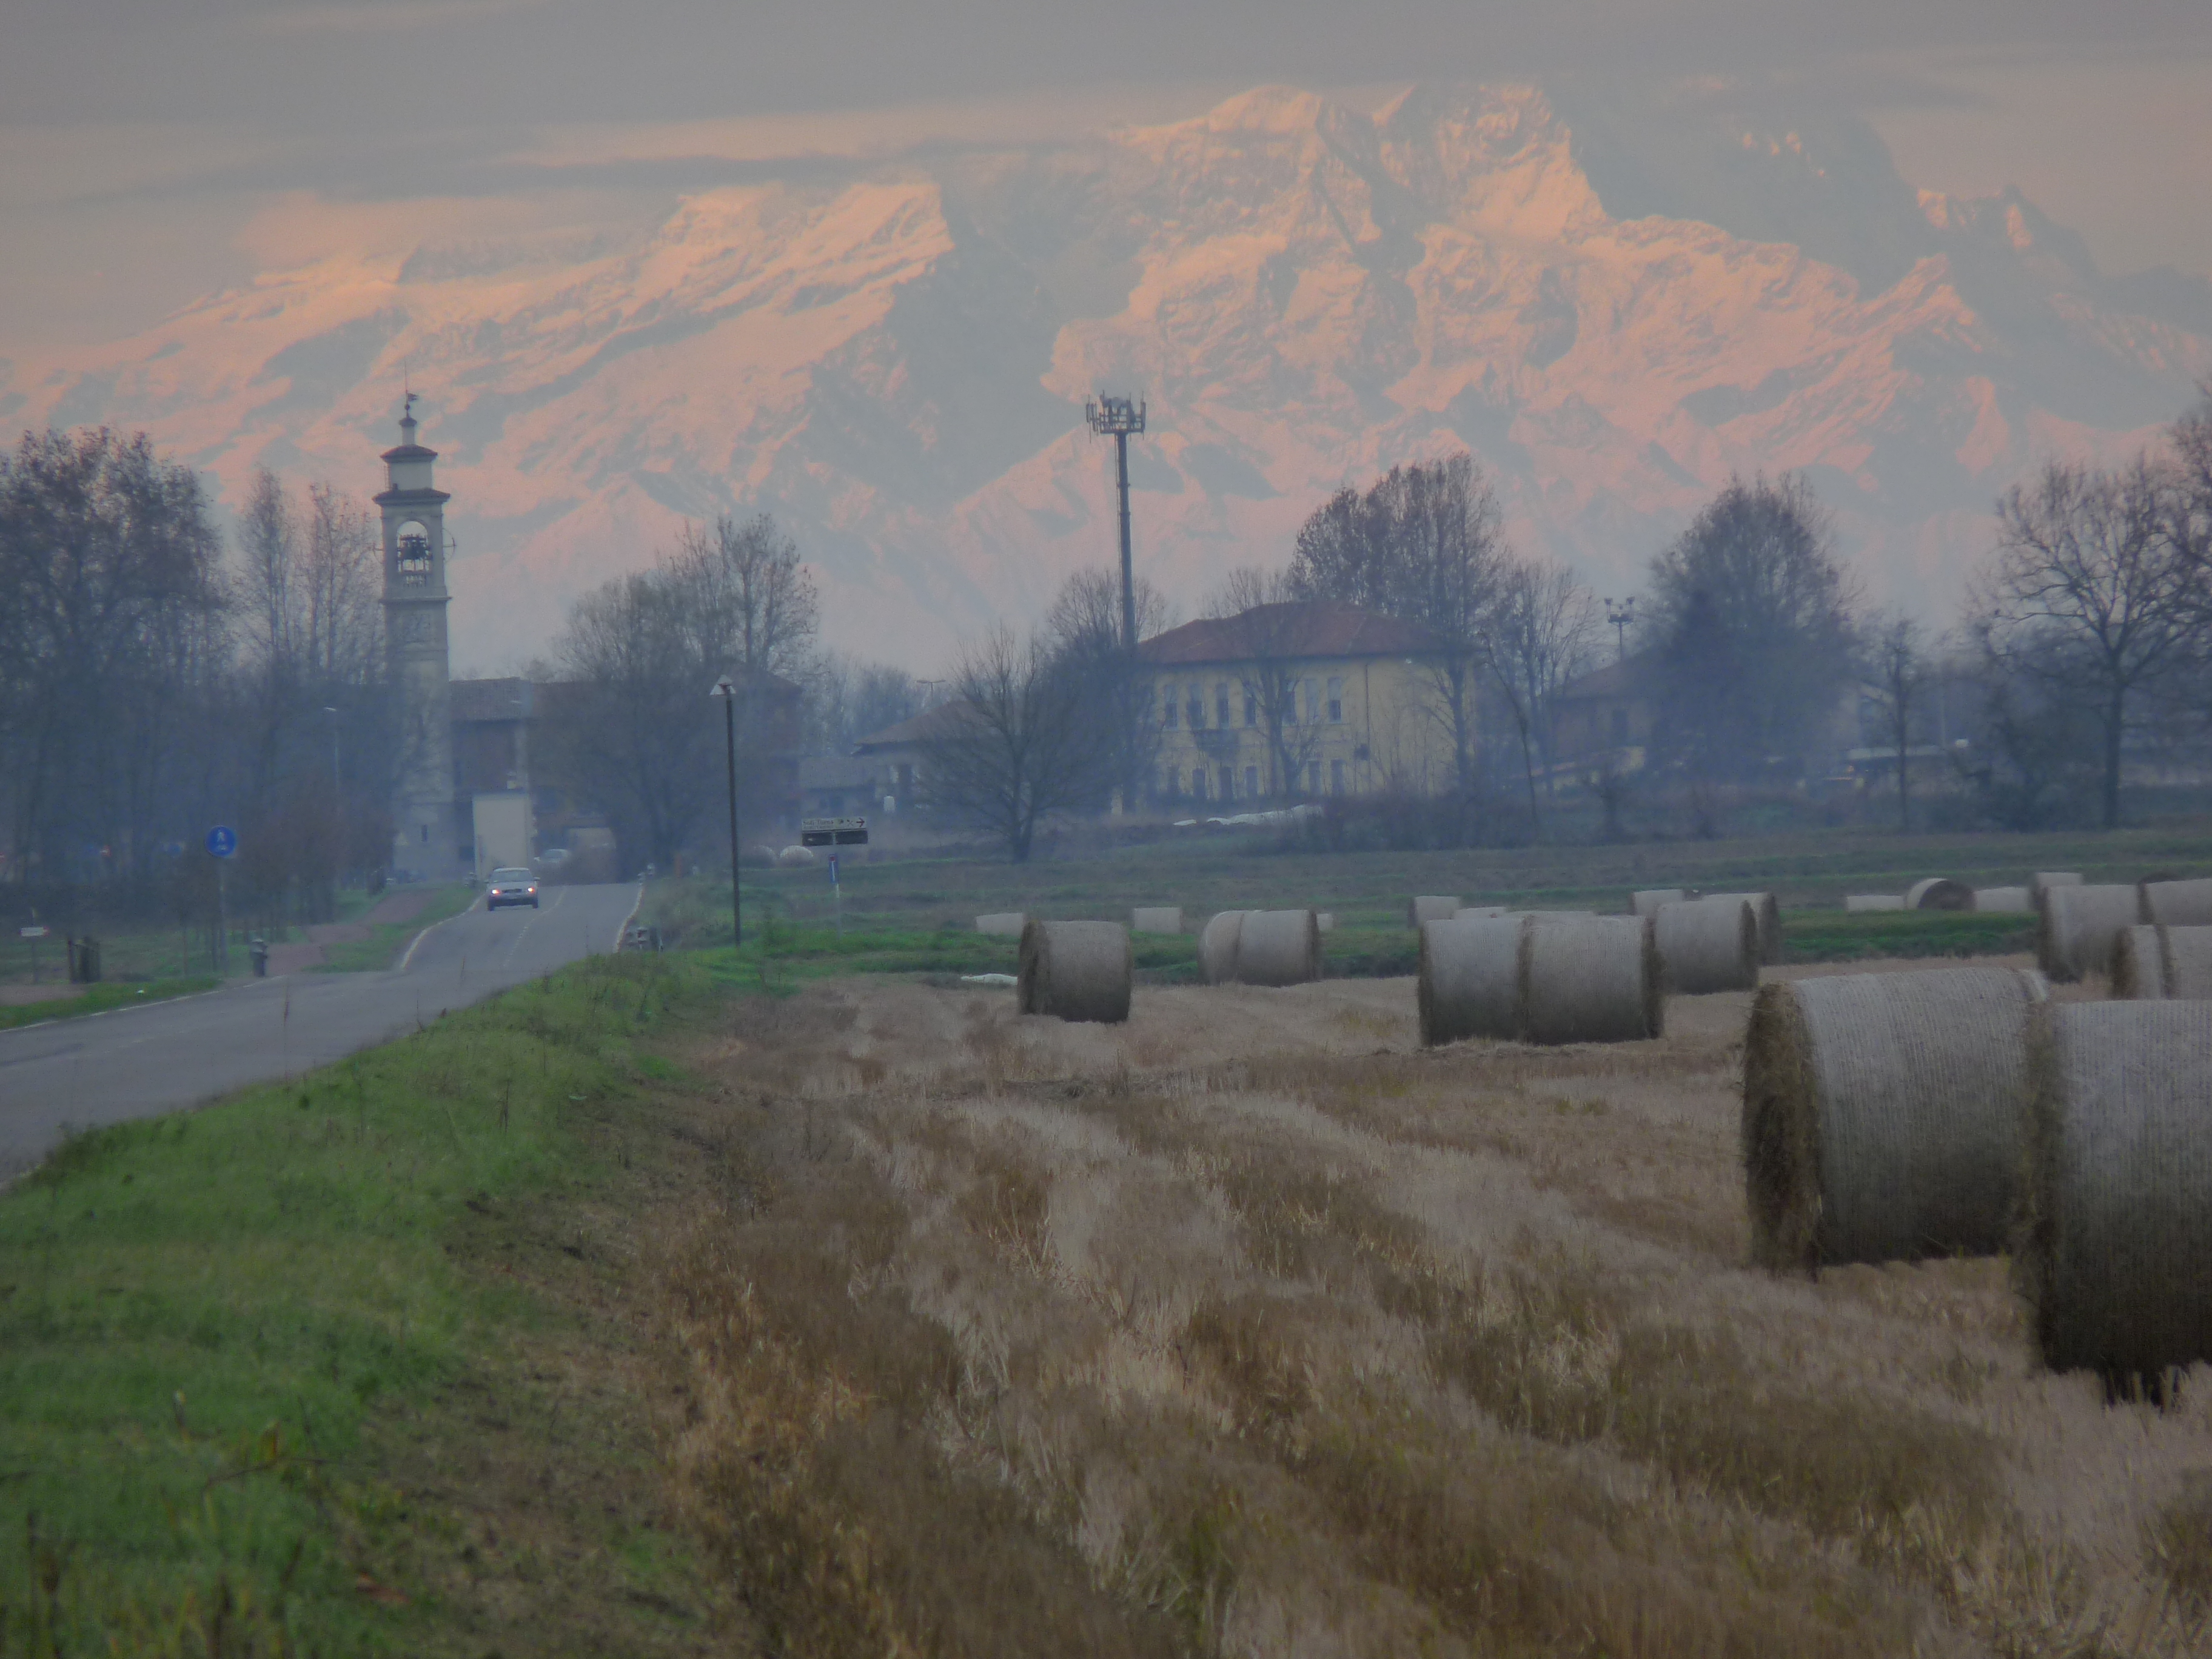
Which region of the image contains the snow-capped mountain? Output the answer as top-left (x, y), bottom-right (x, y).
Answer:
top-left (5, 81), bottom-right (2208, 670)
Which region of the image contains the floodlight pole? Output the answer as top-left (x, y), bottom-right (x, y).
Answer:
top-left (711, 675), bottom-right (741, 951)
top-left (1085, 395), bottom-right (1147, 655)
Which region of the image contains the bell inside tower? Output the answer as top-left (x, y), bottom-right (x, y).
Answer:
top-left (396, 520), bottom-right (433, 585)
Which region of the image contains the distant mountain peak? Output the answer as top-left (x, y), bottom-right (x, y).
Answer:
top-left (6, 78), bottom-right (2205, 671)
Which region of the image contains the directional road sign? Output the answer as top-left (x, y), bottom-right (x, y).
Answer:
top-left (206, 825), bottom-right (238, 859)
top-left (18, 926), bottom-right (47, 939)
top-left (799, 816), bottom-right (868, 848)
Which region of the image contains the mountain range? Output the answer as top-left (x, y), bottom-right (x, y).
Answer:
top-left (5, 79), bottom-right (2208, 671)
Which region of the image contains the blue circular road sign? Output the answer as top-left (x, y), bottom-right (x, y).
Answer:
top-left (206, 825), bottom-right (238, 859)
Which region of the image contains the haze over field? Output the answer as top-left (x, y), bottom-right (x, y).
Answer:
top-left (4, 4), bottom-right (2210, 672)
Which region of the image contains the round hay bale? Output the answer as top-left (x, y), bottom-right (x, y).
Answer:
top-left (1236, 910), bottom-right (1321, 987)
top-left (1455, 905), bottom-right (1509, 920)
top-left (1521, 914), bottom-right (1662, 1046)
top-left (1409, 895), bottom-right (1462, 928)
top-left (1703, 891), bottom-right (1782, 962)
top-left (2037, 883), bottom-right (2143, 983)
top-left (1198, 911), bottom-right (1246, 984)
top-left (2019, 1000), bottom-right (2212, 1391)
top-left (1017, 919), bottom-right (1131, 1024)
top-left (2031, 871), bottom-right (2083, 899)
top-left (1632, 888), bottom-right (1689, 917)
top-left (1906, 877), bottom-right (1974, 912)
top-left (1845, 894), bottom-right (1905, 913)
top-left (975, 911), bottom-right (1027, 937)
top-left (2141, 879), bottom-right (2212, 927)
top-left (742, 843), bottom-right (780, 868)
top-left (1742, 965), bottom-right (2048, 1273)
top-left (2111, 926), bottom-right (2168, 1000)
top-left (1654, 896), bottom-right (1760, 995)
top-left (1131, 906), bottom-right (1184, 935)
top-left (2112, 924), bottom-right (2212, 1000)
top-left (1973, 886), bottom-right (2033, 913)
top-left (1418, 916), bottom-right (1524, 1047)
top-left (775, 845), bottom-right (819, 868)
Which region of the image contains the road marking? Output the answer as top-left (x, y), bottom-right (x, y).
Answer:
top-left (397, 891), bottom-right (482, 973)
top-left (612, 883), bottom-right (645, 953)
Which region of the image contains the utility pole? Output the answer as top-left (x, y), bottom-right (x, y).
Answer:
top-left (710, 675), bottom-right (742, 950)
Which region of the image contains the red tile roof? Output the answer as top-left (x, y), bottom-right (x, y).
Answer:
top-left (1138, 600), bottom-right (1446, 666)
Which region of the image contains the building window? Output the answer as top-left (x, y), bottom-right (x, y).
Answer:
top-left (1244, 764), bottom-right (1258, 797)
top-left (1327, 677), bottom-right (1343, 723)
top-left (1186, 688), bottom-right (1205, 729)
top-left (1610, 706), bottom-right (1630, 745)
top-left (1163, 685), bottom-right (1178, 728)
top-left (1215, 682), bottom-right (1231, 728)
top-left (1307, 762), bottom-right (1321, 795)
top-left (1219, 763), bottom-right (1235, 800)
top-left (1331, 759), bottom-right (1346, 794)
top-left (1244, 686), bottom-right (1257, 726)
top-left (1302, 678), bottom-right (1319, 725)
top-left (1193, 768), bottom-right (1209, 801)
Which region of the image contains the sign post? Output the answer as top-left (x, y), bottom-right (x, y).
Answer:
top-left (19, 922), bottom-right (47, 985)
top-left (206, 825), bottom-right (237, 973)
top-left (802, 820), bottom-right (866, 938)
top-left (708, 677), bottom-right (742, 951)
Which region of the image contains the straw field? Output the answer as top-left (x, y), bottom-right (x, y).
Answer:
top-left (655, 961), bottom-right (2212, 1657)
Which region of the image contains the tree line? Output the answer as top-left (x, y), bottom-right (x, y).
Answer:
top-left (914, 383), bottom-right (2212, 858)
top-left (0, 430), bottom-right (392, 932)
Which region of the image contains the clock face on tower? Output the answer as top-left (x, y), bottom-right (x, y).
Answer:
top-left (395, 611), bottom-right (434, 645)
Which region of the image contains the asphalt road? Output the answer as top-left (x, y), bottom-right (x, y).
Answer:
top-left (0, 882), bottom-right (643, 1181)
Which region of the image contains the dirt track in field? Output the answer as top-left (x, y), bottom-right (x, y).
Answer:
top-left (656, 959), bottom-right (2212, 1657)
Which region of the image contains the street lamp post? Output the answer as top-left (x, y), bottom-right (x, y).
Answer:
top-left (323, 706), bottom-right (341, 786)
top-left (709, 675), bottom-right (742, 950)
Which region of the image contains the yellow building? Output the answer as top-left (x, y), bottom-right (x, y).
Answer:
top-left (1137, 600), bottom-right (1463, 805)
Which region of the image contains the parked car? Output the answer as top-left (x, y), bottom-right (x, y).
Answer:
top-left (486, 867), bottom-right (540, 910)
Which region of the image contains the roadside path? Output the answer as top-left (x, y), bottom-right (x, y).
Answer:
top-left (0, 882), bottom-right (642, 1179)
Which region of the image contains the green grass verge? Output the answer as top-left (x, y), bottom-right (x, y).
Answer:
top-left (670, 907), bottom-right (2033, 992)
top-left (317, 883), bottom-right (480, 974)
top-left (1780, 910), bottom-right (2038, 963)
top-left (0, 977), bottom-right (218, 1033)
top-left (0, 953), bottom-right (725, 1654)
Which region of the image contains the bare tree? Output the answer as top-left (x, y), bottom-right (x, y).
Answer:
top-left (1975, 458), bottom-right (2193, 830)
top-left (1288, 455), bottom-right (1504, 794)
top-left (1483, 557), bottom-right (1600, 830)
top-left (549, 573), bottom-right (711, 870)
top-left (672, 512), bottom-right (820, 679)
top-left (1648, 473), bottom-right (1858, 789)
top-left (802, 654), bottom-right (923, 752)
top-left (1864, 611), bottom-right (1928, 832)
top-left (1045, 566), bottom-right (1173, 811)
top-left (923, 626), bottom-right (1109, 862)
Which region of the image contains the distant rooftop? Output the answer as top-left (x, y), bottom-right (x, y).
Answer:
top-left (1138, 600), bottom-right (1446, 666)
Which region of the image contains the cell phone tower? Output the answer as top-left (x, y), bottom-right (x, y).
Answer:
top-left (1085, 394), bottom-right (1147, 654)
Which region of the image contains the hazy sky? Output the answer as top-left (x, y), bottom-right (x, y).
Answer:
top-left (3, 0), bottom-right (2210, 363)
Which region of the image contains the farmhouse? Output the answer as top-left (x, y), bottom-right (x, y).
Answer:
top-left (1137, 600), bottom-right (1455, 803)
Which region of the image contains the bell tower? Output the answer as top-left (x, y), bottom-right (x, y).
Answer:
top-left (377, 394), bottom-right (460, 877)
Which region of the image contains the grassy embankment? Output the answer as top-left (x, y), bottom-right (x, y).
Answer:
top-left (0, 953), bottom-right (740, 1655)
top-left (0, 882), bottom-right (480, 991)
top-left (316, 882), bottom-right (480, 973)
